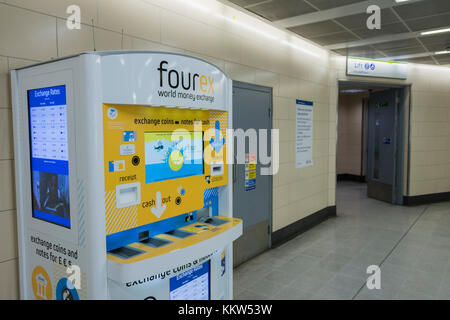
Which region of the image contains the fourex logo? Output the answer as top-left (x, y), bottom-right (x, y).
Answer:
top-left (157, 61), bottom-right (214, 94)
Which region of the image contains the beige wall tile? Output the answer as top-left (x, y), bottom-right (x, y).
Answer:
top-left (0, 109), bottom-right (13, 160)
top-left (240, 37), bottom-right (280, 73)
top-left (328, 188), bottom-right (336, 206)
top-left (130, 37), bottom-right (173, 52)
top-left (5, 0), bottom-right (450, 242)
top-left (279, 76), bottom-right (300, 99)
top-left (8, 57), bottom-right (38, 72)
top-left (0, 211), bottom-right (17, 262)
top-left (224, 62), bottom-right (255, 83)
top-left (98, 0), bottom-right (160, 42)
top-left (254, 70), bottom-right (279, 96)
top-left (93, 28), bottom-right (127, 51)
top-left (273, 97), bottom-right (289, 120)
top-left (57, 18), bottom-right (94, 57)
top-left (160, 10), bottom-right (241, 63)
top-left (184, 52), bottom-right (225, 71)
top-left (0, 160), bottom-right (15, 212)
top-left (272, 205), bottom-right (289, 232)
top-left (5, 0), bottom-right (97, 24)
top-left (0, 57), bottom-right (9, 108)
top-left (0, 4), bottom-right (57, 60)
top-left (278, 141), bottom-right (292, 164)
top-left (273, 184), bottom-right (289, 210)
top-left (0, 259), bottom-right (19, 299)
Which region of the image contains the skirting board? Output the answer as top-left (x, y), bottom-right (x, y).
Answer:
top-left (404, 192), bottom-right (450, 206)
top-left (337, 174), bottom-right (365, 182)
top-left (271, 206), bottom-right (337, 248)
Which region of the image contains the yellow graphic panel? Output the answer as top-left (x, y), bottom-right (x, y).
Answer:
top-left (103, 105), bottom-right (228, 235)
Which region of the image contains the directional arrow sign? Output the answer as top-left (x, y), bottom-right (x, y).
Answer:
top-left (151, 191), bottom-right (166, 218)
top-left (210, 120), bottom-right (225, 153)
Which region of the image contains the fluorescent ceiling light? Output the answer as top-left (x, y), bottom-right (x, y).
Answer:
top-left (421, 28), bottom-right (450, 36)
top-left (435, 50), bottom-right (450, 55)
top-left (395, 0), bottom-right (411, 3)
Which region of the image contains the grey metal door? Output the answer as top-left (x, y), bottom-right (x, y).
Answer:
top-left (232, 81), bottom-right (272, 267)
top-left (367, 88), bottom-right (399, 203)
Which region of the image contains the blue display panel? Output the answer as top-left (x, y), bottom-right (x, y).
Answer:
top-left (169, 261), bottom-right (210, 300)
top-left (144, 131), bottom-right (203, 183)
top-left (28, 85), bottom-right (70, 228)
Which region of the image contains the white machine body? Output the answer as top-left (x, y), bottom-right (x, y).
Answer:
top-left (11, 51), bottom-right (241, 300)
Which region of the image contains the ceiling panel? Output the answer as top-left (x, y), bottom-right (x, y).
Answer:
top-left (306, 0), bottom-right (364, 10)
top-left (435, 55), bottom-right (450, 64)
top-left (423, 43), bottom-right (450, 52)
top-left (312, 31), bottom-right (359, 46)
top-left (247, 0), bottom-right (316, 21)
top-left (393, 0), bottom-right (450, 21)
top-left (352, 22), bottom-right (409, 39)
top-left (404, 12), bottom-right (450, 32)
top-left (332, 45), bottom-right (385, 59)
top-left (402, 56), bottom-right (436, 64)
top-left (332, 48), bottom-right (349, 56)
top-left (230, 0), bottom-right (449, 65)
top-left (382, 46), bottom-right (426, 57)
top-left (420, 33), bottom-right (450, 50)
top-left (372, 38), bottom-right (422, 51)
top-left (288, 20), bottom-right (345, 38)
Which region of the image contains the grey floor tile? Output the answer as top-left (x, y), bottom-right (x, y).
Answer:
top-left (234, 289), bottom-right (270, 300)
top-left (326, 273), bottom-right (364, 293)
top-left (263, 270), bottom-right (302, 287)
top-left (231, 182), bottom-right (450, 300)
top-left (247, 279), bottom-right (286, 298)
top-left (317, 252), bottom-right (352, 272)
top-left (300, 244), bottom-right (333, 259)
top-left (289, 271), bottom-right (334, 293)
top-left (313, 285), bottom-right (356, 300)
top-left (273, 285), bottom-right (314, 300)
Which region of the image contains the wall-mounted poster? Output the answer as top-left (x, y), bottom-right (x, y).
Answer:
top-left (295, 100), bottom-right (314, 168)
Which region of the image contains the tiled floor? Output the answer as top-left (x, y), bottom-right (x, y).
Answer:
top-left (234, 181), bottom-right (450, 299)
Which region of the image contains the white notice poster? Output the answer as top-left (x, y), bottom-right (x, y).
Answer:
top-left (295, 100), bottom-right (314, 168)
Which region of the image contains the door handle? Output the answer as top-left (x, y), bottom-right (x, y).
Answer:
top-left (233, 156), bottom-right (237, 183)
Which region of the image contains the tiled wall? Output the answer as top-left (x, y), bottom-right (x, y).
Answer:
top-left (1, 0), bottom-right (449, 299)
top-left (337, 93), bottom-right (366, 176)
top-left (0, 0), bottom-right (335, 298)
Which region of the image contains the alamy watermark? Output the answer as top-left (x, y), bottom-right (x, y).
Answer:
top-left (366, 264), bottom-right (381, 290)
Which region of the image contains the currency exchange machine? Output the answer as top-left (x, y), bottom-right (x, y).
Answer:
top-left (11, 51), bottom-right (242, 300)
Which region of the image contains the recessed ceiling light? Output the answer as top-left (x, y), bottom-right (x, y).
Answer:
top-left (421, 28), bottom-right (450, 36)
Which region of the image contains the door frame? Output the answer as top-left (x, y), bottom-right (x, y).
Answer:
top-left (232, 80), bottom-right (273, 250)
top-left (336, 79), bottom-right (412, 205)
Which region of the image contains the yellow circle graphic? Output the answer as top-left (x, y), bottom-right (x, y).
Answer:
top-left (169, 150), bottom-right (183, 171)
top-left (31, 266), bottom-right (52, 300)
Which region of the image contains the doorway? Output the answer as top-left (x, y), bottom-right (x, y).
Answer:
top-left (337, 81), bottom-right (410, 205)
top-left (232, 81), bottom-right (273, 267)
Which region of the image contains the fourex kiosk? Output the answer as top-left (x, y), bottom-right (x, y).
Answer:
top-left (11, 51), bottom-right (242, 300)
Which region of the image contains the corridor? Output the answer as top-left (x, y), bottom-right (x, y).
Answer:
top-left (234, 182), bottom-right (450, 299)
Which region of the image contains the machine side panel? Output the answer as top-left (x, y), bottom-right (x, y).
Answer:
top-left (77, 54), bottom-right (108, 299)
